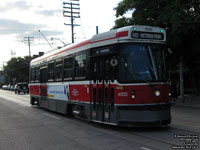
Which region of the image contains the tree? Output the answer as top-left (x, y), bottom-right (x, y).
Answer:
top-left (3, 56), bottom-right (31, 85)
top-left (114, 0), bottom-right (200, 95)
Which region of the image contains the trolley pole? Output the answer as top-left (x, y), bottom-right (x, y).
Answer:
top-left (96, 26), bottom-right (99, 34)
top-left (63, 0), bottom-right (80, 43)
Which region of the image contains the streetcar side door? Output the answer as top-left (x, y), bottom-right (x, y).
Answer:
top-left (39, 66), bottom-right (48, 108)
top-left (90, 56), bottom-right (116, 124)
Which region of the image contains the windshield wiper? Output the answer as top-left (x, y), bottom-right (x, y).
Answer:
top-left (148, 46), bottom-right (158, 80)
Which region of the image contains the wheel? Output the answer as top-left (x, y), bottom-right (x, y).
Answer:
top-left (30, 98), bottom-right (34, 105)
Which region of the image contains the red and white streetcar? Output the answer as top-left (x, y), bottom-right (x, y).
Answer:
top-left (29, 25), bottom-right (171, 127)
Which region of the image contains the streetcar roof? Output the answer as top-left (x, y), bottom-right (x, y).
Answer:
top-left (31, 25), bottom-right (166, 66)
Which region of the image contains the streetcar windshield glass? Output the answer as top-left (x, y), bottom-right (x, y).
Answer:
top-left (118, 43), bottom-right (167, 83)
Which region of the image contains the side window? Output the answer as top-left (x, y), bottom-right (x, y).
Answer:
top-left (55, 59), bottom-right (63, 81)
top-left (35, 67), bottom-right (40, 82)
top-left (74, 53), bottom-right (86, 79)
top-left (64, 57), bottom-right (73, 80)
top-left (40, 68), bottom-right (47, 83)
top-left (48, 61), bottom-right (55, 81)
top-left (30, 68), bottom-right (35, 82)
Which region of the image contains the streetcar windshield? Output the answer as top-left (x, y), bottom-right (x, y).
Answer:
top-left (118, 43), bottom-right (167, 83)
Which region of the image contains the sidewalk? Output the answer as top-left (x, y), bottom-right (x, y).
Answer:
top-left (171, 95), bottom-right (200, 108)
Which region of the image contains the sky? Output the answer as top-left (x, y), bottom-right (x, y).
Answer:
top-left (0, 0), bottom-right (122, 68)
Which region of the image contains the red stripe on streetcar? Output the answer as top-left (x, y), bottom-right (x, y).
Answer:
top-left (55, 39), bottom-right (91, 55)
top-left (116, 31), bottom-right (129, 38)
top-left (32, 31), bottom-right (128, 64)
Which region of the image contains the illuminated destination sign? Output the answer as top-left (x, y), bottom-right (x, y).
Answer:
top-left (131, 31), bottom-right (164, 40)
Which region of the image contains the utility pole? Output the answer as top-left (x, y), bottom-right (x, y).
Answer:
top-left (63, 0), bottom-right (80, 43)
top-left (24, 37), bottom-right (34, 57)
top-left (10, 50), bottom-right (16, 58)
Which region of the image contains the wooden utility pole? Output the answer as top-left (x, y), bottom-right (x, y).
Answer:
top-left (24, 37), bottom-right (34, 57)
top-left (63, 0), bottom-right (80, 43)
top-left (10, 50), bottom-right (16, 58)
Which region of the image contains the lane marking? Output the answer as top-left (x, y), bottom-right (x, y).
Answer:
top-left (140, 147), bottom-right (152, 150)
top-left (44, 113), bottom-right (61, 120)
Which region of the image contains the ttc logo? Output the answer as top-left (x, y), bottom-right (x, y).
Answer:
top-left (72, 89), bottom-right (79, 96)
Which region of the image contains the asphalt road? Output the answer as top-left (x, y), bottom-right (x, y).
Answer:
top-left (0, 89), bottom-right (199, 150)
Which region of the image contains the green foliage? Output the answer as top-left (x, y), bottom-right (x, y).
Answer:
top-left (113, 17), bottom-right (133, 29)
top-left (3, 56), bottom-right (31, 84)
top-left (114, 0), bottom-right (200, 94)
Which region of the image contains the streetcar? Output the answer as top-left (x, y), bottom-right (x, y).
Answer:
top-left (29, 25), bottom-right (171, 127)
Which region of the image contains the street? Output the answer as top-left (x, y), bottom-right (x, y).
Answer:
top-left (0, 89), bottom-right (199, 150)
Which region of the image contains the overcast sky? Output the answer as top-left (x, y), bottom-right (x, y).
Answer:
top-left (0, 0), bottom-right (121, 68)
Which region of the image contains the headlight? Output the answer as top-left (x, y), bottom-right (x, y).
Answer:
top-left (155, 90), bottom-right (160, 97)
top-left (131, 90), bottom-right (135, 99)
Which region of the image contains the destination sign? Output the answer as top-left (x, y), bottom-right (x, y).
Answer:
top-left (131, 31), bottom-right (164, 40)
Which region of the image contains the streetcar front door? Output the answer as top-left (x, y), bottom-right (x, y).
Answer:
top-left (90, 57), bottom-right (116, 124)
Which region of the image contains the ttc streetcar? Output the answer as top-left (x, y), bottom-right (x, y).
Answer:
top-left (29, 25), bottom-right (171, 127)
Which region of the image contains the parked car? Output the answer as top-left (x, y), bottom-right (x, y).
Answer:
top-left (10, 85), bottom-right (15, 91)
top-left (15, 82), bottom-right (29, 94)
top-left (2, 85), bottom-right (8, 90)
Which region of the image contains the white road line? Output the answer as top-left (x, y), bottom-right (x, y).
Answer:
top-left (140, 147), bottom-right (152, 150)
top-left (44, 113), bottom-right (61, 120)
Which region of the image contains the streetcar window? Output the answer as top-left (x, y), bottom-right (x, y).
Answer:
top-left (64, 57), bottom-right (73, 80)
top-left (74, 53), bottom-right (86, 79)
top-left (75, 53), bottom-right (86, 68)
top-left (48, 62), bottom-right (55, 81)
top-left (118, 43), bottom-right (167, 83)
top-left (40, 68), bottom-right (47, 83)
top-left (30, 68), bottom-right (35, 82)
top-left (55, 59), bottom-right (63, 81)
top-left (56, 59), bottom-right (63, 66)
top-left (35, 67), bottom-right (40, 82)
